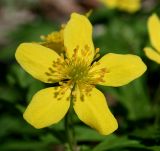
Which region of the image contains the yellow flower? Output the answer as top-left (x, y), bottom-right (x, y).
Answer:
top-left (144, 14), bottom-right (160, 64)
top-left (100, 0), bottom-right (117, 9)
top-left (40, 28), bottom-right (65, 54)
top-left (100, 0), bottom-right (141, 13)
top-left (15, 13), bottom-right (146, 135)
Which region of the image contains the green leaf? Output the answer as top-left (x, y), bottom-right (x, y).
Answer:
top-left (26, 80), bottom-right (44, 102)
top-left (40, 133), bottom-right (60, 144)
top-left (99, 78), bottom-right (152, 120)
top-left (0, 115), bottom-right (42, 138)
top-left (0, 85), bottom-right (21, 103)
top-left (0, 141), bottom-right (49, 151)
top-left (149, 146), bottom-right (160, 151)
top-left (75, 126), bottom-right (106, 142)
top-left (131, 125), bottom-right (160, 140)
top-left (7, 64), bottom-right (34, 88)
top-left (93, 135), bottom-right (142, 151)
top-left (117, 78), bottom-right (152, 120)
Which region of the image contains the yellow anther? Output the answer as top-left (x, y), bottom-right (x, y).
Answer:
top-left (45, 72), bottom-right (52, 76)
top-left (43, 40), bottom-right (106, 95)
top-left (95, 48), bottom-right (100, 54)
top-left (48, 78), bottom-right (56, 83)
top-left (48, 67), bottom-right (55, 73)
top-left (65, 59), bottom-right (70, 64)
top-left (80, 94), bottom-right (85, 101)
top-left (95, 53), bottom-right (100, 59)
top-left (40, 35), bottom-right (45, 40)
top-left (73, 49), bottom-right (78, 57)
top-left (101, 68), bottom-right (108, 73)
top-left (61, 24), bottom-right (66, 28)
top-left (60, 53), bottom-right (64, 59)
top-left (72, 90), bottom-right (76, 96)
top-left (59, 82), bottom-right (64, 86)
top-left (84, 44), bottom-right (90, 50)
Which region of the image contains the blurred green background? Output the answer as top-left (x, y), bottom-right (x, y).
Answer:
top-left (0, 0), bottom-right (160, 150)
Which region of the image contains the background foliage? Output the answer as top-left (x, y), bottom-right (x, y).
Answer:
top-left (0, 0), bottom-right (160, 150)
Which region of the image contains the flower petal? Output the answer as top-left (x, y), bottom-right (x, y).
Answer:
top-left (64, 13), bottom-right (94, 63)
top-left (23, 86), bottom-right (71, 128)
top-left (100, 0), bottom-right (117, 8)
top-left (40, 29), bottom-right (65, 54)
top-left (91, 53), bottom-right (146, 87)
top-left (15, 43), bottom-right (61, 83)
top-left (118, 0), bottom-right (141, 13)
top-left (144, 47), bottom-right (160, 64)
top-left (148, 14), bottom-right (160, 52)
top-left (73, 87), bottom-right (118, 135)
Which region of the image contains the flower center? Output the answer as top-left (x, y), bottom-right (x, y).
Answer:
top-left (67, 58), bottom-right (90, 82)
top-left (45, 45), bottom-right (108, 98)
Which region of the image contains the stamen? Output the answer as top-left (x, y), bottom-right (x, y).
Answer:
top-left (71, 90), bottom-right (76, 97)
top-left (94, 53), bottom-right (100, 59)
top-left (40, 35), bottom-right (45, 40)
top-left (93, 48), bottom-right (100, 60)
top-left (47, 78), bottom-right (56, 83)
top-left (44, 45), bottom-right (108, 98)
top-left (48, 67), bottom-right (55, 73)
top-left (80, 94), bottom-right (84, 101)
top-left (53, 81), bottom-right (72, 101)
top-left (45, 72), bottom-right (52, 76)
top-left (95, 48), bottom-right (100, 54)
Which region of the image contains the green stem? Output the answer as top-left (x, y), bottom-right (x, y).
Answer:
top-left (64, 85), bottom-right (76, 151)
top-left (64, 113), bottom-right (74, 151)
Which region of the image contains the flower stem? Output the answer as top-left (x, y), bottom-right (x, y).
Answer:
top-left (64, 109), bottom-right (76, 151)
top-left (65, 85), bottom-right (77, 151)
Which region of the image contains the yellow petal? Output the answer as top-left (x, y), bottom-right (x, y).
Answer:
top-left (23, 86), bottom-right (71, 128)
top-left (73, 87), bottom-right (118, 135)
top-left (40, 30), bottom-right (64, 54)
top-left (15, 43), bottom-right (61, 83)
top-left (92, 53), bottom-right (146, 87)
top-left (148, 14), bottom-right (160, 52)
top-left (100, 0), bottom-right (117, 8)
top-left (64, 13), bottom-right (94, 63)
top-left (144, 47), bottom-right (160, 64)
top-left (41, 41), bottom-right (64, 54)
top-left (118, 0), bottom-right (141, 13)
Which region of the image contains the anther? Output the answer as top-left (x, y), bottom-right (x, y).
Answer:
top-left (95, 53), bottom-right (100, 59)
top-left (60, 53), bottom-right (64, 59)
top-left (54, 92), bottom-right (59, 98)
top-left (65, 59), bottom-right (70, 64)
top-left (72, 91), bottom-right (76, 96)
top-left (61, 24), bottom-right (65, 28)
top-left (66, 96), bottom-right (70, 101)
top-left (45, 72), bottom-right (52, 76)
top-left (72, 96), bottom-right (76, 102)
top-left (40, 35), bottom-right (45, 40)
top-left (84, 44), bottom-right (90, 50)
top-left (95, 48), bottom-right (100, 54)
top-left (59, 82), bottom-right (64, 86)
top-left (57, 97), bottom-right (61, 101)
top-left (48, 67), bottom-right (55, 73)
top-left (101, 68), bottom-right (108, 73)
top-left (47, 78), bottom-right (55, 82)
top-left (80, 94), bottom-right (84, 101)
